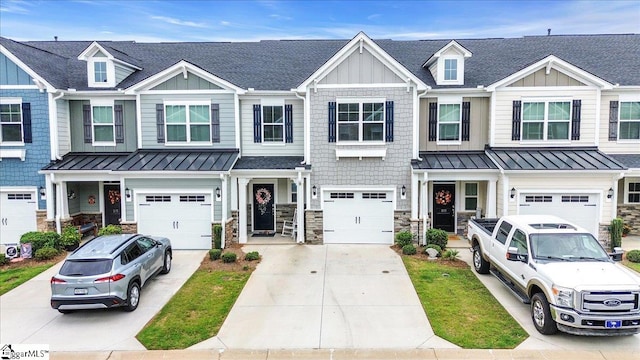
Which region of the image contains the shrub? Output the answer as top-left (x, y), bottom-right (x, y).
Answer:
top-left (213, 224), bottom-right (223, 249)
top-left (60, 225), bottom-right (81, 250)
top-left (424, 244), bottom-right (442, 255)
top-left (442, 249), bottom-right (460, 260)
top-left (0, 253), bottom-right (7, 265)
top-left (245, 251), bottom-right (260, 261)
top-left (35, 246), bottom-right (58, 261)
top-left (426, 228), bottom-right (448, 249)
top-left (402, 244), bottom-right (417, 255)
top-left (209, 249), bottom-right (222, 261)
top-left (627, 250), bottom-right (640, 263)
top-left (98, 224), bottom-right (122, 236)
top-left (610, 217), bottom-right (623, 250)
top-left (20, 231), bottom-right (60, 252)
top-left (221, 252), bottom-right (237, 263)
top-left (395, 231), bottom-right (413, 247)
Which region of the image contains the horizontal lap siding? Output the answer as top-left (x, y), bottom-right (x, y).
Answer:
top-left (69, 100), bottom-right (137, 152)
top-left (140, 93), bottom-right (235, 149)
top-left (239, 98), bottom-right (304, 156)
top-left (598, 93), bottom-right (639, 153)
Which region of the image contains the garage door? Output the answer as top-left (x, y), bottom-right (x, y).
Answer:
top-left (519, 193), bottom-right (599, 236)
top-left (323, 191), bottom-right (394, 244)
top-left (0, 191), bottom-right (37, 245)
top-left (137, 193), bottom-right (212, 249)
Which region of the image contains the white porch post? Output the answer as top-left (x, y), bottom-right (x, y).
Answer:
top-left (221, 175), bottom-right (228, 248)
top-left (60, 181), bottom-right (69, 219)
top-left (411, 172), bottom-right (419, 219)
top-left (45, 175), bottom-right (54, 220)
top-left (486, 179), bottom-right (497, 218)
top-left (238, 178), bottom-right (249, 244)
top-left (422, 172), bottom-right (429, 245)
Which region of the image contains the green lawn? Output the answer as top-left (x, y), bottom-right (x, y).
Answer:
top-left (137, 269), bottom-right (251, 350)
top-left (403, 256), bottom-right (528, 348)
top-left (623, 260), bottom-right (640, 273)
top-left (0, 263), bottom-right (56, 295)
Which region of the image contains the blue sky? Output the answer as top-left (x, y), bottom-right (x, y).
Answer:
top-left (0, 0), bottom-right (638, 42)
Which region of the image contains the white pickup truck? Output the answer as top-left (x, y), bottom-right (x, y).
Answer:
top-left (467, 215), bottom-right (640, 336)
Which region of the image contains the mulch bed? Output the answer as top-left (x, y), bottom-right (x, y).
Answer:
top-left (198, 243), bottom-right (261, 272)
top-left (391, 244), bottom-right (470, 269)
top-left (1, 251), bottom-right (67, 271)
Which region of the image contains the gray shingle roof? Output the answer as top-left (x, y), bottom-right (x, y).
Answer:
top-left (234, 156), bottom-right (309, 170)
top-left (486, 147), bottom-right (626, 171)
top-left (608, 154), bottom-right (640, 169)
top-left (412, 151), bottom-right (498, 170)
top-left (2, 34), bottom-right (639, 91)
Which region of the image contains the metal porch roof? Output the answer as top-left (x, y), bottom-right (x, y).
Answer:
top-left (486, 147), bottom-right (626, 171)
top-left (412, 151), bottom-right (498, 170)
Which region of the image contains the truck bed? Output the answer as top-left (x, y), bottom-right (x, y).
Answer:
top-left (468, 218), bottom-right (499, 235)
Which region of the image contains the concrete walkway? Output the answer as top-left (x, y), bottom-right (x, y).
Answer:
top-left (192, 244), bottom-right (456, 350)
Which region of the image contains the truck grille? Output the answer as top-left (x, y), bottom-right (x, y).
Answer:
top-left (580, 291), bottom-right (639, 313)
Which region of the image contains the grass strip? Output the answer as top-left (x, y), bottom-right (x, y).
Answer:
top-left (403, 256), bottom-right (528, 348)
top-left (137, 269), bottom-right (251, 349)
top-left (623, 260), bottom-right (640, 273)
top-left (0, 263), bottom-right (55, 295)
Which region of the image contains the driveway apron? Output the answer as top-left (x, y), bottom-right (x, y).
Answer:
top-left (196, 244), bottom-right (450, 350)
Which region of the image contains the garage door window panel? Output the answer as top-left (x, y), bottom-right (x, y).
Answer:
top-left (619, 102), bottom-right (640, 140)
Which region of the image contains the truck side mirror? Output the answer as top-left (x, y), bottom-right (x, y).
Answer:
top-left (609, 247), bottom-right (623, 262)
top-left (506, 247), bottom-right (528, 263)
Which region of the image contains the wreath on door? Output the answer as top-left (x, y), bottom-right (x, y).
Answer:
top-left (108, 190), bottom-right (121, 204)
top-left (435, 189), bottom-right (452, 206)
top-left (255, 188), bottom-right (272, 215)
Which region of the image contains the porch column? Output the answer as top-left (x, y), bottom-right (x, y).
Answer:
top-left (486, 179), bottom-right (497, 218)
top-left (411, 172), bottom-right (419, 219)
top-left (45, 175), bottom-right (54, 220)
top-left (296, 177), bottom-right (304, 244)
top-left (422, 172), bottom-right (429, 245)
top-left (230, 176), bottom-right (238, 211)
top-left (221, 174), bottom-right (228, 248)
top-left (60, 181), bottom-right (70, 219)
top-left (238, 178), bottom-right (250, 244)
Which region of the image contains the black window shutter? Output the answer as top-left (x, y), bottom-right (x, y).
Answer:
top-left (511, 100), bottom-right (522, 141)
top-left (83, 104), bottom-right (92, 143)
top-left (428, 102), bottom-right (437, 141)
top-left (571, 100), bottom-right (581, 140)
top-left (211, 103), bottom-right (220, 143)
top-left (285, 104), bottom-right (293, 143)
top-left (385, 101), bottom-right (394, 142)
top-left (253, 104), bottom-right (262, 143)
top-left (156, 104), bottom-right (165, 143)
top-left (461, 101), bottom-right (471, 141)
top-left (328, 101), bottom-right (336, 143)
top-left (609, 101), bottom-right (619, 141)
top-left (21, 102), bottom-right (32, 143)
top-left (114, 104), bottom-right (124, 143)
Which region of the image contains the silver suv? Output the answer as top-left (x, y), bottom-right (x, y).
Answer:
top-left (51, 234), bottom-right (172, 313)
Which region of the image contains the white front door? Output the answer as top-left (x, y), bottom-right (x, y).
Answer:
top-left (323, 191), bottom-right (394, 244)
top-left (137, 193), bottom-right (212, 249)
top-left (519, 193), bottom-right (599, 236)
top-left (0, 191), bottom-right (37, 245)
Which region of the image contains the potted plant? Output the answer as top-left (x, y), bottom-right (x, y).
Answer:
top-left (622, 223), bottom-right (631, 237)
top-left (60, 224), bottom-right (81, 251)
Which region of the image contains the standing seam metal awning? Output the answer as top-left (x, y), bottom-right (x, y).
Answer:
top-left (486, 147), bottom-right (626, 171)
top-left (412, 151), bottom-right (498, 170)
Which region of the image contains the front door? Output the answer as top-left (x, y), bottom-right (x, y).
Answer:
top-left (253, 184), bottom-right (275, 231)
top-left (433, 184), bottom-right (455, 232)
top-left (103, 185), bottom-right (121, 226)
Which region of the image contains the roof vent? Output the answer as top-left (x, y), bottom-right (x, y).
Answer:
top-left (547, 28), bottom-right (551, 36)
top-left (54, 36), bottom-right (58, 41)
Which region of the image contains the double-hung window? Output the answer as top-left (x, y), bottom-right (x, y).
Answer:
top-left (92, 102), bottom-right (115, 144)
top-left (628, 182), bottom-right (640, 203)
top-left (165, 103), bottom-right (210, 143)
top-left (444, 59), bottom-right (458, 81)
top-left (263, 105), bottom-right (284, 142)
top-left (619, 101), bottom-right (640, 140)
top-left (290, 182), bottom-right (297, 203)
top-left (522, 100), bottom-right (571, 140)
top-left (464, 183), bottom-right (478, 211)
top-left (0, 102), bottom-right (23, 143)
top-left (337, 100), bottom-right (384, 142)
top-left (94, 61), bottom-right (107, 83)
top-left (438, 103), bottom-right (461, 141)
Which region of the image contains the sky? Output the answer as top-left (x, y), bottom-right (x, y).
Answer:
top-left (0, 0), bottom-right (638, 42)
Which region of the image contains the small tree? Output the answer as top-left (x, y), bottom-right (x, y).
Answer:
top-left (610, 217), bottom-right (623, 250)
top-left (213, 224), bottom-right (223, 249)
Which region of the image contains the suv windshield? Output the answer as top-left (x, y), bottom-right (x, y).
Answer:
top-left (59, 259), bottom-right (113, 276)
top-left (530, 233), bottom-right (609, 262)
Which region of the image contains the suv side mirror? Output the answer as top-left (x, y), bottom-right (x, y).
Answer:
top-left (506, 246), bottom-right (528, 263)
top-left (609, 247), bottom-right (623, 262)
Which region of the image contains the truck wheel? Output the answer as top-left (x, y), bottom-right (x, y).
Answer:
top-left (123, 282), bottom-right (141, 312)
top-left (473, 246), bottom-right (490, 274)
top-left (531, 293), bottom-right (558, 335)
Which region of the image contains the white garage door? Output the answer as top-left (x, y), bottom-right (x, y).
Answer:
top-left (323, 191), bottom-right (394, 244)
top-left (519, 193), bottom-right (599, 236)
top-left (137, 193), bottom-right (212, 249)
top-left (0, 191), bottom-right (37, 245)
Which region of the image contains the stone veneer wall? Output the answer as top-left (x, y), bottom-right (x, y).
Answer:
top-left (229, 210), bottom-right (239, 244)
top-left (120, 223), bottom-right (138, 233)
top-left (457, 212), bottom-right (473, 236)
top-left (305, 210), bottom-right (323, 244)
top-left (598, 223), bottom-right (611, 250)
top-left (276, 204), bottom-right (297, 233)
top-left (36, 210), bottom-right (56, 232)
top-left (618, 204), bottom-right (640, 235)
top-left (394, 210), bottom-right (411, 242)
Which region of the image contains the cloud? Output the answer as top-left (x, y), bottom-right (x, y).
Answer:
top-left (150, 15), bottom-right (208, 28)
top-left (367, 14), bottom-right (381, 21)
top-left (220, 21), bottom-right (231, 26)
top-left (269, 14), bottom-right (292, 21)
top-left (0, 0), bottom-right (32, 14)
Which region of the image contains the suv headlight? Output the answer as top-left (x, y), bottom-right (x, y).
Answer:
top-left (552, 285), bottom-right (574, 308)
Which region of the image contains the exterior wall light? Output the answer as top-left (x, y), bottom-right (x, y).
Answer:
top-left (607, 187), bottom-right (614, 199)
top-left (215, 187), bottom-right (221, 201)
top-left (125, 188), bottom-right (132, 202)
top-left (401, 185), bottom-right (407, 199)
top-left (510, 187), bottom-right (516, 199)
top-left (39, 186), bottom-right (46, 200)
top-left (312, 185), bottom-right (317, 199)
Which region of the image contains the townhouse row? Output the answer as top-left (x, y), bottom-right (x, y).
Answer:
top-left (1, 32), bottom-right (638, 249)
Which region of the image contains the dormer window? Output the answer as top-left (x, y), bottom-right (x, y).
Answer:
top-left (444, 59), bottom-right (458, 81)
top-left (94, 61), bottom-right (108, 83)
top-left (423, 40), bottom-right (471, 86)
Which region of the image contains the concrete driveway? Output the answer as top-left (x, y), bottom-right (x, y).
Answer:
top-left (192, 244), bottom-right (456, 350)
top-left (0, 250), bottom-right (205, 351)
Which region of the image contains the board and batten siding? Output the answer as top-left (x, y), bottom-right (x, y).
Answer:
top-left (507, 68), bottom-right (587, 87)
top-left (69, 100), bottom-right (137, 152)
top-left (123, 178), bottom-right (222, 223)
top-left (139, 93), bottom-right (236, 149)
top-left (492, 88), bottom-right (598, 147)
top-left (597, 93), bottom-right (640, 154)
top-left (0, 53), bottom-right (32, 85)
top-left (56, 99), bottom-right (71, 156)
top-left (151, 73), bottom-right (223, 91)
top-left (240, 98), bottom-right (304, 156)
top-left (319, 47), bottom-right (404, 85)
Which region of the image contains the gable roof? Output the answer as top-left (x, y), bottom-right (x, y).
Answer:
top-left (422, 40), bottom-right (472, 67)
top-left (77, 41), bottom-right (142, 70)
top-left (2, 34), bottom-right (638, 91)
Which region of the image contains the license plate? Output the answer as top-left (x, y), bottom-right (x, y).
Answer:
top-left (74, 288), bottom-right (88, 295)
top-left (605, 320), bottom-right (622, 329)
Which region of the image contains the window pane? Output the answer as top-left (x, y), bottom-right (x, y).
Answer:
top-left (338, 123), bottom-right (359, 141)
top-left (2, 124), bottom-right (22, 141)
top-left (523, 102), bottom-right (544, 121)
top-left (465, 197), bottom-right (477, 211)
top-left (620, 102), bottom-right (640, 120)
top-left (263, 124), bottom-right (283, 142)
top-left (263, 106), bottom-right (284, 124)
top-left (190, 124), bottom-right (210, 141)
top-left (439, 123), bottom-right (459, 141)
top-left (548, 122), bottom-right (569, 140)
top-left (629, 183), bottom-right (640, 192)
top-left (94, 62), bottom-right (107, 82)
top-left (94, 125), bottom-right (114, 142)
top-left (167, 125), bottom-right (187, 141)
top-left (363, 123), bottom-right (383, 141)
top-left (338, 103), bottom-right (359, 122)
top-left (522, 122), bottom-right (543, 140)
top-left (0, 104), bottom-right (22, 123)
top-left (165, 105), bottom-right (186, 123)
top-left (444, 59), bottom-right (457, 80)
top-left (92, 106), bottom-right (113, 124)
top-left (465, 183), bottom-right (478, 196)
top-left (548, 102), bottom-right (570, 120)
top-left (189, 105), bottom-right (210, 123)
top-left (439, 104), bottom-right (460, 123)
top-left (363, 103), bottom-right (383, 122)
top-left (619, 121), bottom-right (640, 140)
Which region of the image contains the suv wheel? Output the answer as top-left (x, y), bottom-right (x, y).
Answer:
top-left (531, 292), bottom-right (558, 335)
top-left (160, 251), bottom-right (172, 274)
top-left (473, 245), bottom-right (490, 274)
top-left (123, 282), bottom-right (141, 312)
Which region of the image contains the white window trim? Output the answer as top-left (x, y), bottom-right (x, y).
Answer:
top-left (436, 102), bottom-right (462, 145)
top-left (163, 101), bottom-right (212, 144)
top-left (90, 99), bottom-right (116, 146)
top-left (520, 97), bottom-right (573, 142)
top-left (0, 97), bottom-right (25, 146)
top-left (87, 58), bottom-right (116, 88)
top-left (437, 55), bottom-right (464, 85)
top-left (261, 99), bottom-right (285, 144)
top-left (290, 181), bottom-right (298, 203)
top-left (617, 97), bottom-right (640, 142)
top-left (463, 182), bottom-right (479, 211)
top-left (624, 178), bottom-right (640, 204)
top-left (335, 97), bottom-right (386, 144)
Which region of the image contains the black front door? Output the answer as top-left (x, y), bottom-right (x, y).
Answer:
top-left (253, 184), bottom-right (275, 231)
top-left (433, 183), bottom-right (455, 232)
top-left (103, 185), bottom-right (121, 226)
